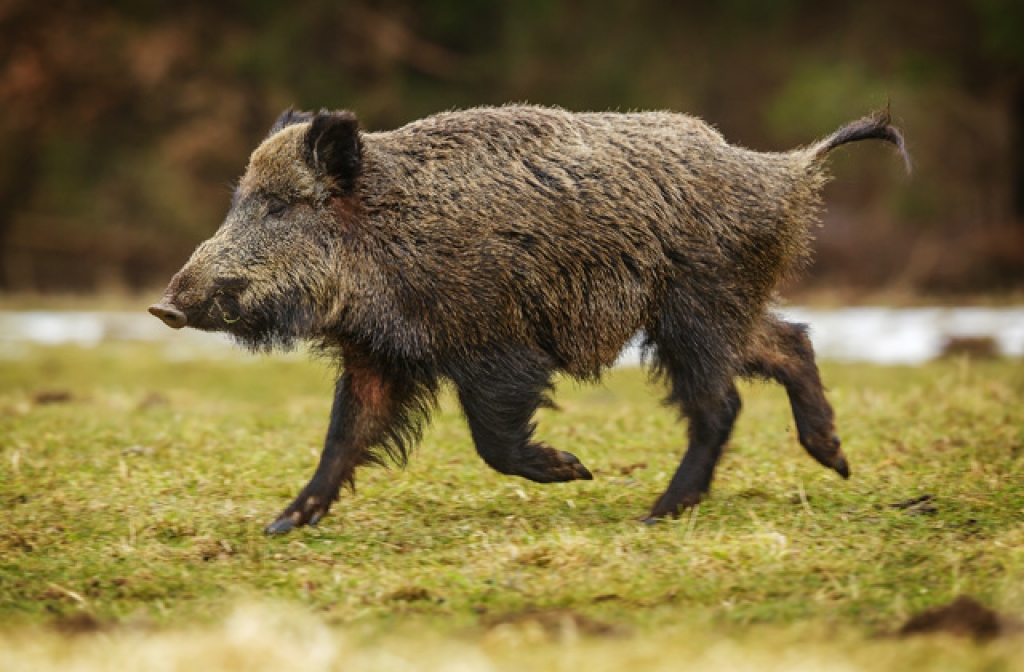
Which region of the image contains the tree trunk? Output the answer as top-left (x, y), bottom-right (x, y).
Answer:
top-left (0, 132), bottom-right (39, 290)
top-left (1012, 77), bottom-right (1024, 221)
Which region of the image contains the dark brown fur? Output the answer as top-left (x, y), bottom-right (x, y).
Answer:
top-left (149, 104), bottom-right (909, 532)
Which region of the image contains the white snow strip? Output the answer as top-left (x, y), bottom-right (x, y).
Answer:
top-left (1, 308), bottom-right (1022, 364)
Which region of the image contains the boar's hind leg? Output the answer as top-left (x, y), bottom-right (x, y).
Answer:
top-left (644, 307), bottom-right (745, 521)
top-left (454, 356), bottom-right (593, 483)
top-left (646, 383), bottom-right (742, 521)
top-left (264, 361), bottom-right (427, 535)
top-left (743, 318), bottom-right (850, 478)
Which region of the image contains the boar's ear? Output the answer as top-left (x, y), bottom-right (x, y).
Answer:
top-left (305, 110), bottom-right (362, 193)
top-left (269, 108), bottom-right (314, 136)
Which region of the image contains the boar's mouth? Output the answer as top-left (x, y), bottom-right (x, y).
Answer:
top-left (150, 274), bottom-right (319, 353)
top-left (149, 277), bottom-right (250, 332)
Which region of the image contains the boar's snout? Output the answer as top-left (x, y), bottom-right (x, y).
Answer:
top-left (148, 303), bottom-right (188, 329)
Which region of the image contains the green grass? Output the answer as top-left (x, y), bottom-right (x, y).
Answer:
top-left (2, 344), bottom-right (1023, 669)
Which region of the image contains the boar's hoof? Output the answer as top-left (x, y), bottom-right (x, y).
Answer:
top-left (826, 435), bottom-right (851, 478)
top-left (264, 516), bottom-right (296, 535)
top-left (643, 491), bottom-right (702, 523)
top-left (557, 451), bottom-right (594, 480)
top-left (804, 433), bottom-right (851, 479)
top-left (264, 495), bottom-right (330, 535)
top-left (536, 448), bottom-right (593, 479)
top-left (832, 453), bottom-right (851, 479)
top-left (516, 446), bottom-right (594, 483)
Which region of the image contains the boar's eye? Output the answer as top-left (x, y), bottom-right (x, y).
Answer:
top-left (265, 196), bottom-right (289, 219)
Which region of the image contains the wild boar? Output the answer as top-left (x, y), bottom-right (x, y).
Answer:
top-left (149, 104), bottom-right (909, 533)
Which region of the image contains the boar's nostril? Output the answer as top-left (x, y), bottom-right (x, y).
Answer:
top-left (148, 303), bottom-right (188, 329)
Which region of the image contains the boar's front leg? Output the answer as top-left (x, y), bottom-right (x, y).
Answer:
top-left (264, 357), bottom-right (425, 534)
top-left (453, 352), bottom-right (593, 483)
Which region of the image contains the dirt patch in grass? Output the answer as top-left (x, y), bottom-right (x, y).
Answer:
top-left (482, 608), bottom-right (629, 640)
top-left (897, 595), bottom-right (1020, 641)
top-left (31, 389), bottom-right (73, 405)
top-left (385, 586), bottom-right (435, 603)
top-left (51, 611), bottom-right (107, 635)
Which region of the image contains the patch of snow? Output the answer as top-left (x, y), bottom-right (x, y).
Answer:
top-left (1, 308), bottom-right (1022, 364)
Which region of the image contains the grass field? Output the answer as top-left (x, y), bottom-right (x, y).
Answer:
top-left (2, 344), bottom-right (1023, 670)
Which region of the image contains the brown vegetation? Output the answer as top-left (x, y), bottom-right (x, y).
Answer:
top-left (1, 1), bottom-right (1022, 296)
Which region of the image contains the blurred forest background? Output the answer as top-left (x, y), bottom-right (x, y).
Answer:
top-left (1, 0), bottom-right (1023, 299)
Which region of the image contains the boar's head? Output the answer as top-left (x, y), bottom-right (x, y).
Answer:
top-left (149, 109), bottom-right (361, 351)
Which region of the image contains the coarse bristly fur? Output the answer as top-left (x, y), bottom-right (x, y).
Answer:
top-left (149, 104), bottom-right (910, 533)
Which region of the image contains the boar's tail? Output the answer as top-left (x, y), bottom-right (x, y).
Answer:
top-left (810, 105), bottom-right (911, 173)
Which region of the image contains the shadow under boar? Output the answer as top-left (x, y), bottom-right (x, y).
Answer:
top-left (149, 105), bottom-right (909, 533)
